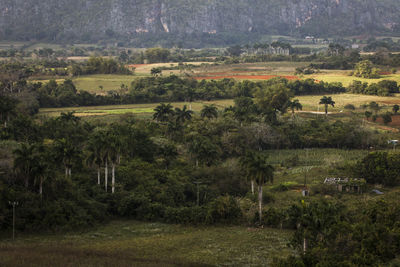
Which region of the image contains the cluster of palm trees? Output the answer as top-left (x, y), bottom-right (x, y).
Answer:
top-left (153, 103), bottom-right (219, 123)
top-left (240, 151), bottom-right (274, 224)
top-left (86, 127), bottom-right (123, 193)
top-left (13, 143), bottom-right (52, 197)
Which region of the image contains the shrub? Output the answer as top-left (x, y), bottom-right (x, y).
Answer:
top-left (262, 207), bottom-right (285, 228)
top-left (344, 104), bottom-right (355, 110)
top-left (164, 206), bottom-right (207, 224)
top-left (206, 195), bottom-right (242, 224)
top-left (262, 192), bottom-right (276, 203)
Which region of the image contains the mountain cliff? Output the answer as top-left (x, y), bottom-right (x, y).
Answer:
top-left (1, 0), bottom-right (399, 43)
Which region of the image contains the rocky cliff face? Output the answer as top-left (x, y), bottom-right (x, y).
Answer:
top-left (0, 0), bottom-right (399, 41)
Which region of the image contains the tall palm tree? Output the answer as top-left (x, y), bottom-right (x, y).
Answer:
top-left (245, 152), bottom-right (274, 225)
top-left (31, 146), bottom-right (52, 197)
top-left (288, 99), bottom-right (303, 119)
top-left (185, 87), bottom-right (196, 111)
top-left (153, 103), bottom-right (175, 122)
top-left (107, 130), bottom-right (123, 194)
top-left (13, 143), bottom-right (35, 188)
top-left (85, 139), bottom-right (103, 185)
top-left (201, 105), bottom-right (218, 119)
top-left (319, 96), bottom-right (335, 116)
top-left (174, 105), bottom-right (193, 124)
top-left (240, 151), bottom-right (257, 195)
top-left (54, 138), bottom-right (76, 177)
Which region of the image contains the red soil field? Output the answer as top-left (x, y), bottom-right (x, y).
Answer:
top-left (126, 64), bottom-right (150, 68)
top-left (193, 75), bottom-right (299, 80)
top-left (379, 71), bottom-right (392, 75)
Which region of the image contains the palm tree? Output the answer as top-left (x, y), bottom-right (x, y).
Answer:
top-left (59, 112), bottom-right (80, 124)
top-left (54, 138), bottom-right (76, 177)
top-left (393, 105), bottom-right (399, 115)
top-left (240, 151), bottom-right (257, 195)
top-left (288, 99), bottom-right (303, 119)
top-left (0, 96), bottom-right (18, 128)
top-left (185, 87), bottom-right (196, 110)
top-left (319, 96), bottom-right (335, 116)
top-left (31, 146), bottom-right (52, 197)
top-left (153, 103), bottom-right (175, 122)
top-left (174, 105), bottom-right (193, 124)
top-left (245, 152), bottom-right (274, 225)
top-left (201, 105), bottom-right (218, 119)
top-left (85, 140), bottom-right (103, 185)
top-left (107, 130), bottom-right (123, 194)
top-left (13, 143), bottom-right (35, 188)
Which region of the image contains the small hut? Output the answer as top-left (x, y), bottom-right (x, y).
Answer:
top-left (324, 177), bottom-right (366, 193)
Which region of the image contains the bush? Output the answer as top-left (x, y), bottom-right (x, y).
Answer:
top-left (206, 195), bottom-right (242, 224)
top-left (262, 207), bottom-right (285, 228)
top-left (356, 152), bottom-right (400, 186)
top-left (311, 184), bottom-right (337, 196)
top-left (262, 192), bottom-right (276, 203)
top-left (270, 183), bottom-right (289, 192)
top-left (164, 206), bottom-right (207, 224)
top-left (344, 104), bottom-right (355, 110)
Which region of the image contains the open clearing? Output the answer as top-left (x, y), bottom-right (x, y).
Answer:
top-left (73, 74), bottom-right (137, 93)
top-left (307, 71), bottom-right (400, 86)
top-left (39, 94), bottom-right (400, 117)
top-left (0, 220), bottom-right (293, 267)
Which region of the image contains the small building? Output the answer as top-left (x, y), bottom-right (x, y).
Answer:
top-left (324, 177), bottom-right (366, 193)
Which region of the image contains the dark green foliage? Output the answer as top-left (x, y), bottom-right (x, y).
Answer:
top-left (276, 199), bottom-right (400, 266)
top-left (70, 57), bottom-right (131, 76)
top-left (382, 112), bottom-right (393, 125)
top-left (206, 195), bottom-right (242, 224)
top-left (356, 152), bottom-right (400, 186)
top-left (288, 79), bottom-right (345, 95)
top-left (353, 60), bottom-right (381, 79)
top-left (348, 80), bottom-right (399, 96)
top-left (344, 104), bottom-right (355, 110)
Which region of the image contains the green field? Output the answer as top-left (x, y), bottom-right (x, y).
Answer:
top-left (38, 94), bottom-right (400, 118)
top-left (0, 220), bottom-right (293, 267)
top-left (73, 74), bottom-right (138, 93)
top-left (39, 99), bottom-right (234, 118)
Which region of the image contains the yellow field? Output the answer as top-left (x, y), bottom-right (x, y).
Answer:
top-left (296, 93), bottom-right (400, 112)
top-left (307, 71), bottom-right (400, 86)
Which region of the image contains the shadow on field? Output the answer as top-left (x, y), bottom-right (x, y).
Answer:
top-left (0, 245), bottom-right (213, 267)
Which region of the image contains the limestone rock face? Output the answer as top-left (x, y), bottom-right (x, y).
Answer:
top-left (0, 0), bottom-right (399, 40)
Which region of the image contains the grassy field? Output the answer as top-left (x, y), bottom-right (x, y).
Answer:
top-left (295, 93), bottom-right (400, 112)
top-left (39, 99), bottom-right (234, 118)
top-left (38, 94), bottom-right (400, 117)
top-left (0, 220), bottom-right (294, 267)
top-left (73, 74), bottom-right (137, 93)
top-left (307, 71), bottom-right (400, 86)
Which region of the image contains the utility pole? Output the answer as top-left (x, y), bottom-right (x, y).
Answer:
top-left (9, 201), bottom-right (18, 240)
top-left (193, 181), bottom-right (203, 206)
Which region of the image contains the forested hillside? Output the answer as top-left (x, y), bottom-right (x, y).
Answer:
top-left (1, 0), bottom-right (400, 45)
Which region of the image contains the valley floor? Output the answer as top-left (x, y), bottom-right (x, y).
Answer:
top-left (0, 220), bottom-right (294, 267)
